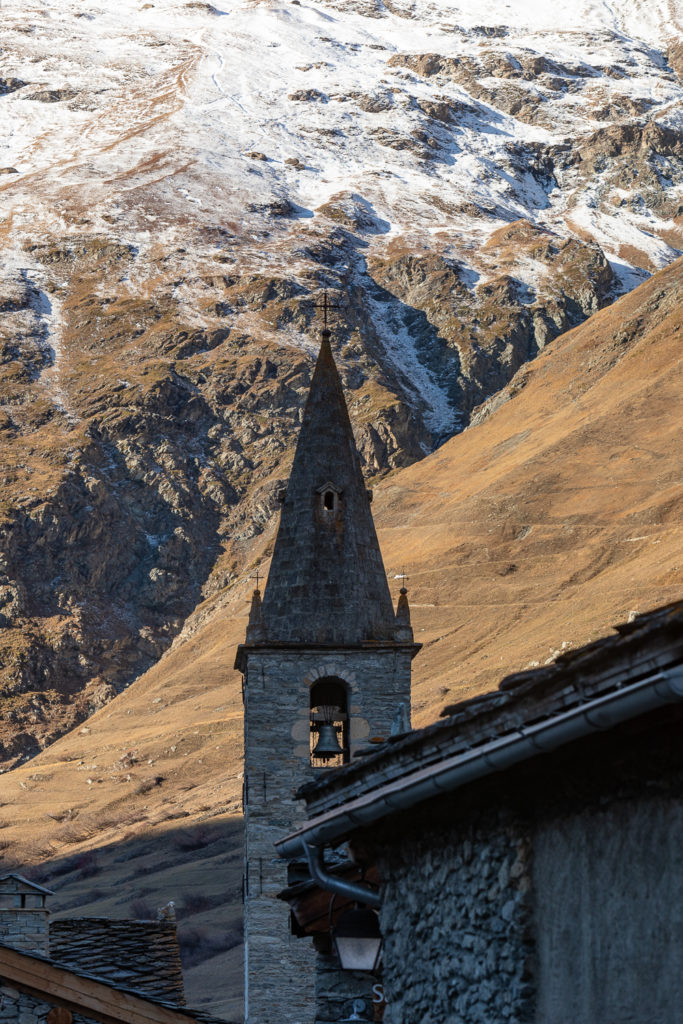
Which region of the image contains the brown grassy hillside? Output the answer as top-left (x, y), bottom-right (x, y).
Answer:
top-left (381, 255), bottom-right (682, 720)
top-left (0, 258), bottom-right (681, 1018)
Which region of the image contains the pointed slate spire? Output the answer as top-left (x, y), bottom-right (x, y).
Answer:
top-left (260, 327), bottom-right (397, 644)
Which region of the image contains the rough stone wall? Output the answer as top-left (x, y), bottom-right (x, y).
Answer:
top-left (243, 647), bottom-right (412, 1024)
top-left (0, 910), bottom-right (49, 956)
top-left (356, 709), bottom-right (683, 1024)
top-left (534, 794), bottom-right (683, 1024)
top-left (0, 982), bottom-right (96, 1023)
top-left (377, 808), bottom-right (534, 1024)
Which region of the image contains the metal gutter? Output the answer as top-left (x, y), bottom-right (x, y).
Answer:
top-left (302, 843), bottom-right (381, 909)
top-left (276, 664), bottom-right (683, 863)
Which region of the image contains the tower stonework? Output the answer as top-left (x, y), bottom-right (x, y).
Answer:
top-left (235, 327), bottom-right (420, 1024)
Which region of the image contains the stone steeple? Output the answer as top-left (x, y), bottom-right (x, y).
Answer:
top-left (260, 328), bottom-right (397, 645)
top-left (235, 316), bottom-right (420, 1024)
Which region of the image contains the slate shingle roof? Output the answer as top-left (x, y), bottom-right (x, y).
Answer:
top-left (0, 939), bottom-right (236, 1024)
top-left (50, 918), bottom-right (185, 1004)
top-left (259, 329), bottom-right (398, 645)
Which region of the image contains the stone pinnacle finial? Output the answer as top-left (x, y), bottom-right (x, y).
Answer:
top-left (246, 585), bottom-right (267, 643)
top-left (394, 576), bottom-right (414, 643)
top-left (390, 700), bottom-right (411, 736)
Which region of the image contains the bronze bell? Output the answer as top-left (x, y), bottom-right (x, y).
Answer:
top-left (312, 723), bottom-right (344, 760)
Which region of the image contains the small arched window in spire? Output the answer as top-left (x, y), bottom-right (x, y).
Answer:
top-left (316, 481), bottom-right (343, 516)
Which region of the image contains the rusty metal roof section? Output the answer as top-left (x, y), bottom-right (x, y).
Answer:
top-left (49, 918), bottom-right (186, 1005)
top-left (259, 328), bottom-right (398, 645)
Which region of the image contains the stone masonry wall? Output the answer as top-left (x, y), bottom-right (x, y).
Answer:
top-left (364, 706), bottom-right (683, 1024)
top-left (243, 646), bottom-right (412, 1024)
top-left (0, 910), bottom-right (49, 956)
top-left (0, 982), bottom-right (96, 1024)
top-left (377, 808), bottom-right (534, 1024)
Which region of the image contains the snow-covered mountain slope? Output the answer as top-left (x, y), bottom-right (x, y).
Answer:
top-left (0, 0), bottom-right (681, 762)
top-left (1, 0), bottom-right (682, 429)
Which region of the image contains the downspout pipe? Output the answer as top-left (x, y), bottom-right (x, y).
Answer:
top-left (277, 663), bottom-right (683, 866)
top-left (302, 842), bottom-right (381, 909)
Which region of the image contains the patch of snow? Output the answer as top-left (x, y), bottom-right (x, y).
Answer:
top-left (365, 289), bottom-right (461, 439)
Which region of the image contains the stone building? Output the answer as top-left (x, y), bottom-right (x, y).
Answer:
top-left (277, 602), bottom-right (683, 1024)
top-left (0, 875), bottom-right (52, 955)
top-left (235, 322), bottom-right (420, 1024)
top-left (0, 874), bottom-right (230, 1024)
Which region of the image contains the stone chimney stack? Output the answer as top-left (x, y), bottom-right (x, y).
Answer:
top-left (0, 874), bottom-right (53, 955)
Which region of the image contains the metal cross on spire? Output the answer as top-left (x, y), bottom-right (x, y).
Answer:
top-left (251, 569), bottom-right (263, 590)
top-left (397, 567), bottom-right (409, 590)
top-left (314, 289), bottom-right (342, 330)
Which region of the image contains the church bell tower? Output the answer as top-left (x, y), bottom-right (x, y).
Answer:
top-left (235, 315), bottom-right (420, 1024)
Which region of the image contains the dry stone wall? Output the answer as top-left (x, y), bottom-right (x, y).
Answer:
top-left (356, 708), bottom-right (683, 1024)
top-left (0, 910), bottom-right (49, 957)
top-left (377, 808), bottom-right (534, 1024)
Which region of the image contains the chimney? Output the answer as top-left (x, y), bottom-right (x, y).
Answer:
top-left (0, 874), bottom-right (53, 955)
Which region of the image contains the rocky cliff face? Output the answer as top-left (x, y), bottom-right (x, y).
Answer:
top-left (0, 0), bottom-right (681, 764)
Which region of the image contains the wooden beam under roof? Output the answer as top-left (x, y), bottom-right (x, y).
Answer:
top-left (0, 943), bottom-right (210, 1024)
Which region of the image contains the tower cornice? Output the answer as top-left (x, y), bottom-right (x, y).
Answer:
top-left (234, 639), bottom-right (422, 673)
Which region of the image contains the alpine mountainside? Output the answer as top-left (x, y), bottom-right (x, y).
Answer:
top-left (1, 0), bottom-right (682, 763)
top-left (1, 258), bottom-right (680, 1019)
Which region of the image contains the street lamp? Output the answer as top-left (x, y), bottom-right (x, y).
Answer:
top-left (333, 906), bottom-right (382, 973)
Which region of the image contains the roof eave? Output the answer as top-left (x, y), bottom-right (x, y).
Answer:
top-left (275, 661), bottom-right (683, 860)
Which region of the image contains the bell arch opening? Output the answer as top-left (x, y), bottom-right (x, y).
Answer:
top-left (310, 677), bottom-right (349, 769)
